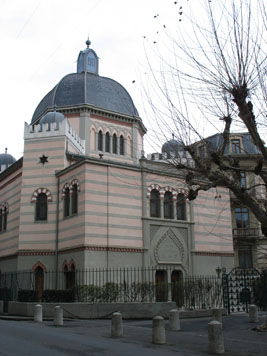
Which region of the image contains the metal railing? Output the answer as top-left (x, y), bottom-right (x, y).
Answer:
top-left (233, 228), bottom-right (259, 238)
top-left (0, 266), bottom-right (223, 309)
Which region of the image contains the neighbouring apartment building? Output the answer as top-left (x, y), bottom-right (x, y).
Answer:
top-left (0, 41), bottom-right (234, 284)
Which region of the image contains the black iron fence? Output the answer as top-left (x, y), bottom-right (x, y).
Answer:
top-left (0, 266), bottom-right (223, 310)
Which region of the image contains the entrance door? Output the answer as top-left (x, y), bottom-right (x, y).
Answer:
top-left (35, 267), bottom-right (44, 302)
top-left (155, 270), bottom-right (168, 302)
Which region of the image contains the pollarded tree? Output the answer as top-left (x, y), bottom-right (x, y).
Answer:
top-left (143, 0), bottom-right (267, 236)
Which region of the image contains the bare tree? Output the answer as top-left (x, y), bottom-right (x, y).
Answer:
top-left (143, 0), bottom-right (267, 236)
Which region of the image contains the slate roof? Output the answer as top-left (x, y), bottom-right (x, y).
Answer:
top-left (31, 72), bottom-right (139, 124)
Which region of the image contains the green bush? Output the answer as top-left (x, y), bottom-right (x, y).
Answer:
top-left (42, 289), bottom-right (75, 303)
top-left (18, 289), bottom-right (38, 302)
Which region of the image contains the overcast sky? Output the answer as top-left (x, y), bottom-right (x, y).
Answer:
top-left (0, 0), bottom-right (185, 159)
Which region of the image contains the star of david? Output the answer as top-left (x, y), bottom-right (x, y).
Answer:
top-left (39, 154), bottom-right (48, 165)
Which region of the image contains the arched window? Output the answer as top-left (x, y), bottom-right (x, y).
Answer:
top-left (3, 206), bottom-right (7, 231)
top-left (120, 135), bottom-right (124, 155)
top-left (98, 130), bottom-right (103, 151)
top-left (150, 189), bottom-right (160, 218)
top-left (113, 133), bottom-right (117, 154)
top-left (71, 184), bottom-right (78, 215)
top-left (64, 188), bottom-right (70, 217)
top-left (164, 191), bottom-right (173, 219)
top-left (105, 132), bottom-right (110, 152)
top-left (36, 193), bottom-right (47, 221)
top-left (177, 193), bottom-right (186, 220)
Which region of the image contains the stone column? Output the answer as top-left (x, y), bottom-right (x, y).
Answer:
top-left (212, 308), bottom-right (222, 323)
top-left (160, 199), bottom-right (164, 219)
top-left (34, 304), bottom-right (43, 323)
top-left (249, 305), bottom-right (258, 323)
top-left (169, 309), bottom-right (180, 331)
top-left (152, 316), bottom-right (166, 344)
top-left (54, 306), bottom-right (63, 326)
top-left (111, 312), bottom-right (123, 337)
top-left (208, 321), bottom-right (224, 355)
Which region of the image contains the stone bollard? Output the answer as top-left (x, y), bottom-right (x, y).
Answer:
top-left (34, 304), bottom-right (43, 323)
top-left (54, 306), bottom-right (63, 326)
top-left (249, 304), bottom-right (258, 323)
top-left (111, 312), bottom-right (123, 338)
top-left (152, 316), bottom-right (166, 344)
top-left (212, 308), bottom-right (222, 323)
top-left (208, 321), bottom-right (224, 355)
top-left (169, 309), bottom-right (180, 331)
top-left (0, 301), bottom-right (4, 315)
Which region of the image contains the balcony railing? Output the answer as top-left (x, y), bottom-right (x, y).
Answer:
top-left (233, 228), bottom-right (260, 239)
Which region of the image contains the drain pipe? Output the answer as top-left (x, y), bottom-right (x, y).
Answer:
top-left (55, 175), bottom-right (60, 289)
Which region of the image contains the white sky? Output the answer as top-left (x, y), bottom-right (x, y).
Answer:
top-left (0, 0), bottom-right (185, 159)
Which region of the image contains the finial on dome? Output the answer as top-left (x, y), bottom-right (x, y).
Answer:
top-left (86, 36), bottom-right (91, 48)
top-left (5, 147), bottom-right (7, 154)
top-left (53, 104), bottom-right (57, 112)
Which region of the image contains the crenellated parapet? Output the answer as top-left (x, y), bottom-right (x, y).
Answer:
top-left (24, 119), bottom-right (85, 154)
top-left (147, 151), bottom-right (195, 167)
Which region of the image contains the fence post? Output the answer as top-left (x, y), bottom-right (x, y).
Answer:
top-left (111, 312), bottom-right (123, 338)
top-left (169, 309), bottom-right (180, 331)
top-left (208, 321), bottom-right (224, 355)
top-left (54, 306), bottom-right (63, 326)
top-left (34, 304), bottom-right (43, 323)
top-left (152, 316), bottom-right (166, 344)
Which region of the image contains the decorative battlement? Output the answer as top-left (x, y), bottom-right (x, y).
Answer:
top-left (147, 151), bottom-right (195, 167)
top-left (24, 119), bottom-right (85, 154)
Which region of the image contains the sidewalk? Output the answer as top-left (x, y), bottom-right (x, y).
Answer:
top-left (1, 312), bottom-right (267, 355)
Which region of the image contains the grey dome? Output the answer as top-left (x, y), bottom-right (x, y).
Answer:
top-left (31, 72), bottom-right (139, 124)
top-left (162, 139), bottom-right (184, 154)
top-left (0, 150), bottom-right (16, 172)
top-left (39, 111), bottom-right (65, 125)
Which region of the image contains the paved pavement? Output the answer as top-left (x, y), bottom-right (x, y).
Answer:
top-left (1, 312), bottom-right (267, 355)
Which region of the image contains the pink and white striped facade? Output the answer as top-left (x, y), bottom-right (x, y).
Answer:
top-left (0, 115), bottom-right (234, 276)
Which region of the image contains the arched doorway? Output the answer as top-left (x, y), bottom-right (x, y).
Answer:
top-left (171, 270), bottom-right (184, 307)
top-left (35, 266), bottom-right (44, 302)
top-left (65, 264), bottom-right (76, 290)
top-left (155, 270), bottom-right (168, 302)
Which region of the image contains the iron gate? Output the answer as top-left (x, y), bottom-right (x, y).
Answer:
top-left (222, 267), bottom-right (263, 314)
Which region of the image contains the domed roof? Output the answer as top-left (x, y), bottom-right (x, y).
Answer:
top-left (31, 72), bottom-right (139, 124)
top-left (39, 111), bottom-right (65, 125)
top-left (162, 139), bottom-right (184, 154)
top-left (0, 149), bottom-right (16, 172)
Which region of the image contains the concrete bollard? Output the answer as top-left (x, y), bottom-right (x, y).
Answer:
top-left (0, 301), bottom-right (4, 315)
top-left (249, 305), bottom-right (258, 323)
top-left (111, 312), bottom-right (123, 338)
top-left (169, 309), bottom-right (180, 331)
top-left (152, 316), bottom-right (166, 344)
top-left (208, 321), bottom-right (224, 355)
top-left (212, 308), bottom-right (222, 323)
top-left (54, 306), bottom-right (63, 326)
top-left (34, 304), bottom-right (43, 323)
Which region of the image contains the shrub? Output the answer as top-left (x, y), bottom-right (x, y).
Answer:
top-left (42, 289), bottom-right (75, 303)
top-left (18, 289), bottom-right (38, 302)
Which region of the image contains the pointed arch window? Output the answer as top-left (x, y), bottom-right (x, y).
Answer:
top-left (36, 193), bottom-right (47, 221)
top-left (113, 133), bottom-right (117, 154)
top-left (177, 193), bottom-right (186, 220)
top-left (71, 184), bottom-right (78, 215)
top-left (105, 132), bottom-right (110, 152)
top-left (164, 191), bottom-right (173, 219)
top-left (120, 135), bottom-right (124, 155)
top-left (3, 206), bottom-right (7, 231)
top-left (64, 187), bottom-right (70, 217)
top-left (150, 189), bottom-right (160, 218)
top-left (98, 130), bottom-right (103, 151)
